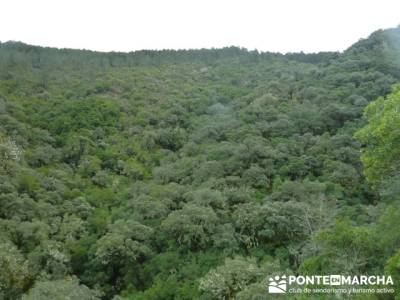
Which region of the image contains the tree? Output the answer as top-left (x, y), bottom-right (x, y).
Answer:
top-left (0, 240), bottom-right (32, 300)
top-left (161, 204), bottom-right (219, 250)
top-left (95, 220), bottom-right (153, 266)
top-left (199, 256), bottom-right (279, 300)
top-left (299, 220), bottom-right (377, 274)
top-left (355, 84), bottom-right (400, 189)
top-left (22, 277), bottom-right (101, 300)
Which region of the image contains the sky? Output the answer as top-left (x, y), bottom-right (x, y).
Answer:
top-left (1, 0), bottom-right (400, 53)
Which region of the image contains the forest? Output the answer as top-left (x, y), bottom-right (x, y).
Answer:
top-left (1, 26), bottom-right (400, 299)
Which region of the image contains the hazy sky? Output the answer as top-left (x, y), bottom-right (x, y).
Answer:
top-left (1, 0), bottom-right (400, 53)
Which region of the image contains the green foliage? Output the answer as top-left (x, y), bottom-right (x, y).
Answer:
top-left (0, 240), bottom-right (33, 299)
top-left (95, 220), bottom-right (153, 266)
top-left (199, 256), bottom-right (280, 299)
top-left (1, 26), bottom-right (400, 299)
top-left (161, 204), bottom-right (219, 250)
top-left (17, 172), bottom-right (40, 195)
top-left (21, 277), bottom-right (101, 300)
top-left (355, 84), bottom-right (400, 188)
top-left (305, 220), bottom-right (377, 274)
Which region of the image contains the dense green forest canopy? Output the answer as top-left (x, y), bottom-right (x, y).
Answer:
top-left (1, 26), bottom-right (400, 299)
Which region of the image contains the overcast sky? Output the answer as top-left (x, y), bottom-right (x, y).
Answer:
top-left (1, 0), bottom-right (399, 53)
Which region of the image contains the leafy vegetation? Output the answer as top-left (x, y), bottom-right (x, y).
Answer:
top-left (1, 26), bottom-right (400, 299)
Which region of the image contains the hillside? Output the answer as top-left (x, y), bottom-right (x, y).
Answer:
top-left (1, 27), bottom-right (400, 299)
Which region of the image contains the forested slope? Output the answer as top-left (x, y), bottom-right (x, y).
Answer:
top-left (1, 27), bottom-right (400, 299)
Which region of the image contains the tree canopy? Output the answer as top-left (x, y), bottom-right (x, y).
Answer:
top-left (1, 26), bottom-right (400, 299)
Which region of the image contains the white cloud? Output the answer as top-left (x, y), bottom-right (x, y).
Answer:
top-left (1, 0), bottom-right (399, 53)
